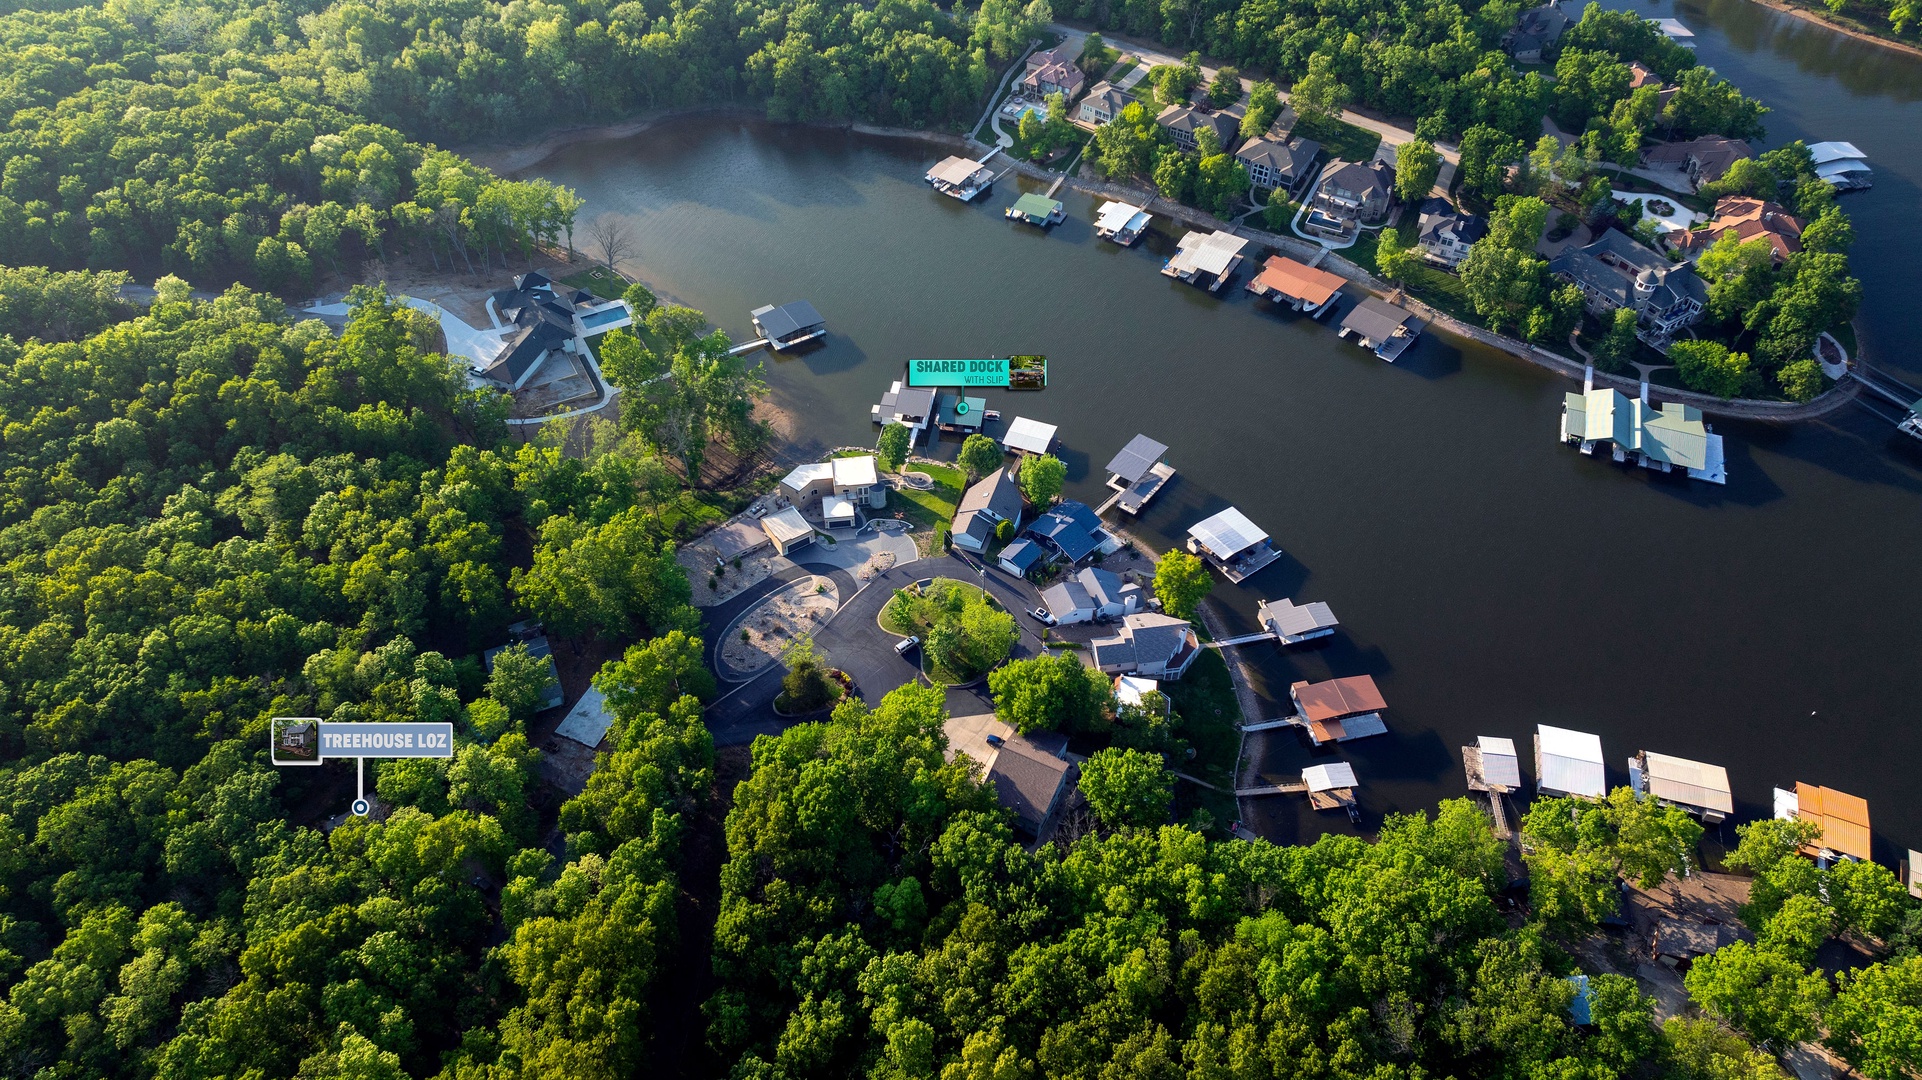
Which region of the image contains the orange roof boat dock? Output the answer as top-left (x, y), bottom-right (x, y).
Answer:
top-left (1244, 255), bottom-right (1347, 316)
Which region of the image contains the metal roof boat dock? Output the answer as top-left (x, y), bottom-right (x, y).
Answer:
top-left (1255, 597), bottom-right (1339, 645)
top-left (1098, 434), bottom-right (1176, 515)
top-left (1094, 200), bottom-right (1153, 245)
top-left (927, 153), bottom-right (997, 201)
top-left (1161, 230), bottom-right (1250, 291)
top-left (1337, 296), bottom-right (1425, 361)
top-left (1462, 736), bottom-right (1521, 837)
top-left (1185, 506), bottom-right (1281, 583)
top-left (1808, 141), bottom-right (1872, 190)
top-left (872, 380), bottom-right (938, 445)
top-left (1775, 782), bottom-right (1872, 862)
top-left (1303, 762), bottom-right (1361, 819)
top-left (1631, 751), bottom-right (1734, 822)
top-left (1288, 675), bottom-right (1388, 745)
top-left (935, 392), bottom-right (988, 432)
top-left (750, 300), bottom-right (825, 351)
top-left (1006, 192), bottom-right (1066, 226)
top-left (1561, 387), bottom-right (1727, 484)
top-left (1535, 724), bottom-right (1606, 799)
top-left (1004, 416), bottom-right (1058, 455)
top-left (1245, 255), bottom-right (1346, 316)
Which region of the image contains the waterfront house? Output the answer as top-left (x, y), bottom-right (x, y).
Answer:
top-left (1022, 46), bottom-right (1087, 101)
top-left (1092, 612), bottom-right (1201, 678)
top-left (1313, 159), bottom-right (1394, 224)
top-left (1245, 255), bottom-right (1345, 315)
top-left (1156, 104), bottom-right (1240, 154)
top-left (928, 156), bottom-right (994, 201)
top-left (779, 454), bottom-right (883, 528)
top-left (1664, 196), bottom-right (1802, 263)
top-left (750, 300), bottom-right (826, 350)
top-left (1023, 500), bottom-right (1111, 565)
top-left (1040, 566), bottom-right (1138, 627)
top-left (1255, 597), bottom-right (1339, 644)
top-left (1504, 2), bottom-right (1569, 63)
top-left (1641, 136), bottom-right (1752, 190)
top-left (1077, 81), bottom-right (1136, 126)
top-left (1809, 141), bottom-right (1873, 191)
top-left (1416, 198), bottom-right (1489, 267)
top-left (1548, 229), bottom-right (1707, 344)
top-left (1774, 783), bottom-right (1872, 862)
top-left (1186, 506), bottom-right (1281, 583)
top-left (1290, 675), bottom-right (1388, 745)
top-left (873, 381), bottom-right (938, 443)
top-left (760, 505), bottom-right (816, 556)
top-left (1161, 230), bottom-right (1249, 291)
top-left (1628, 61), bottom-right (1662, 89)
top-left (1006, 192), bottom-right (1065, 227)
top-left (943, 713), bottom-right (1073, 841)
top-left (1303, 762), bottom-right (1360, 814)
top-left (476, 271), bottom-right (630, 411)
top-left (1535, 724), bottom-right (1606, 799)
top-left (997, 537), bottom-right (1043, 577)
top-left (1094, 200), bottom-right (1153, 245)
top-left (1104, 434), bottom-right (1176, 514)
top-left (1632, 750), bottom-right (1734, 822)
top-left (952, 466), bottom-right (1023, 553)
top-left (1004, 416), bottom-right (1058, 455)
top-left (1235, 135), bottom-right (1322, 197)
top-left (1560, 386), bottom-right (1728, 483)
top-left (1338, 296), bottom-right (1425, 361)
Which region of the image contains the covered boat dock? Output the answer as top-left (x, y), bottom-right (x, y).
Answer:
top-left (1245, 255), bottom-right (1346, 316)
top-left (1186, 506), bottom-right (1281, 583)
top-left (1099, 434), bottom-right (1176, 515)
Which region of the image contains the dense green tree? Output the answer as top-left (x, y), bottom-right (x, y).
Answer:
top-left (1663, 1017), bottom-right (1793, 1080)
top-left (957, 434), bottom-right (1004, 480)
top-left (1152, 551), bottom-right (1213, 619)
top-left (1825, 955), bottom-right (1922, 1080)
top-left (1242, 81), bottom-right (1284, 139)
top-left (988, 652), bottom-right (1113, 734)
top-left (1684, 940), bottom-right (1830, 1051)
top-left (1290, 52), bottom-right (1351, 122)
top-left (878, 423), bottom-right (913, 473)
top-left (1208, 66), bottom-right (1243, 108)
top-left (1016, 453), bottom-right (1066, 507)
top-left (1092, 103), bottom-right (1161, 180)
top-left (1460, 196), bottom-right (1552, 333)
top-left (1589, 306), bottom-right (1642, 372)
top-left (1394, 140), bottom-right (1443, 203)
top-left (1077, 747), bottom-right (1173, 827)
top-left (1671, 340), bottom-right (1755, 398)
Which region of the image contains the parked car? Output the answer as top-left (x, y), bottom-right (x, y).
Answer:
top-left (985, 733), bottom-right (1005, 747)
top-left (894, 635), bottom-right (920, 656)
top-left (1027, 606), bottom-right (1057, 626)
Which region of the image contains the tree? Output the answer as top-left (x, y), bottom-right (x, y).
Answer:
top-left (957, 434), bottom-right (1003, 480)
top-left (1092, 103), bottom-right (1159, 179)
top-left (781, 635), bottom-right (839, 711)
top-left (1671, 340), bottom-right (1754, 398)
top-left (1078, 748), bottom-right (1172, 828)
top-left (1394, 140), bottom-right (1442, 203)
top-left (1017, 453), bottom-right (1065, 507)
top-left (1154, 150), bottom-right (1196, 203)
top-left (597, 630), bottom-right (716, 718)
top-left (1208, 67), bottom-right (1242, 108)
top-left (1697, 234), bottom-right (1779, 324)
top-left (510, 508), bottom-right (698, 639)
top-left (1150, 54), bottom-right (1203, 107)
top-left (988, 653), bottom-right (1112, 734)
top-left (1757, 893), bottom-right (1834, 967)
top-left (602, 308), bottom-right (770, 485)
top-left (1375, 227), bottom-right (1416, 282)
top-left (1777, 358), bottom-right (1824, 402)
top-left (588, 213), bottom-right (636, 271)
top-left (623, 282), bottom-right (658, 320)
top-left (1825, 955), bottom-right (1922, 1080)
top-left (1589, 306), bottom-right (1641, 371)
top-left (1290, 52), bottom-right (1349, 122)
top-left (1460, 196), bottom-right (1551, 333)
top-left (1194, 152), bottom-right (1250, 215)
top-left (877, 423), bottom-right (912, 472)
top-left (487, 644), bottom-right (555, 727)
top-left (1457, 125), bottom-right (1524, 204)
top-left (1078, 32), bottom-right (1108, 70)
top-left (1242, 81), bottom-right (1284, 140)
top-left (1684, 941), bottom-right (1831, 1051)
top-left (1663, 1018), bottom-right (1792, 1080)
top-left (1153, 552), bottom-right (1212, 620)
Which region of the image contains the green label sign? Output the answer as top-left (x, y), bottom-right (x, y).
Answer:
top-left (908, 358), bottom-right (1009, 387)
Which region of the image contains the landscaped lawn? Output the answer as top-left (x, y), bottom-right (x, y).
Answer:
top-left (1350, 220), bottom-right (1478, 324)
top-left (880, 578), bottom-right (1015, 684)
top-left (1295, 113), bottom-right (1382, 166)
top-left (888, 461), bottom-right (966, 554)
top-left (558, 264), bottom-right (629, 295)
top-left (1164, 647), bottom-right (1244, 830)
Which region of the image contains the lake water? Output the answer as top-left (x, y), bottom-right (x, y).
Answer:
top-left (522, 6), bottom-right (1922, 854)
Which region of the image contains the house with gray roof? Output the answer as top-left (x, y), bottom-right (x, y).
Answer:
top-left (1077, 81), bottom-right (1137, 126)
top-left (988, 737), bottom-right (1073, 838)
top-left (1236, 136), bottom-right (1321, 197)
top-left (997, 538), bottom-right (1043, 577)
top-left (1092, 613), bottom-right (1201, 678)
top-left (951, 466), bottom-right (1023, 553)
top-left (1548, 229), bottom-right (1707, 345)
top-left (1157, 104), bottom-right (1240, 154)
top-left (1504, 2), bottom-right (1569, 63)
top-left (1416, 198), bottom-right (1488, 268)
top-left (1043, 567), bottom-right (1142, 625)
top-left (1338, 297), bottom-right (1425, 362)
top-left (1313, 159), bottom-right (1394, 225)
top-left (476, 271), bottom-right (630, 411)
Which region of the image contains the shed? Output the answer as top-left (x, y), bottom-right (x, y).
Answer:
top-left (1477, 737), bottom-right (1522, 789)
top-left (1338, 296), bottom-right (1425, 361)
top-left (1187, 507), bottom-right (1268, 561)
top-left (761, 506), bottom-right (816, 555)
top-left (1095, 201), bottom-right (1153, 244)
top-left (997, 538), bottom-right (1042, 576)
top-left (1005, 417), bottom-right (1058, 455)
top-left (937, 393), bottom-right (987, 430)
top-left (554, 686), bottom-right (616, 749)
top-left (1291, 675), bottom-right (1388, 744)
top-left (1636, 751), bottom-right (1733, 820)
top-left (821, 493), bottom-right (858, 529)
top-left (1654, 17), bottom-right (1696, 45)
top-left (1536, 724), bottom-right (1605, 799)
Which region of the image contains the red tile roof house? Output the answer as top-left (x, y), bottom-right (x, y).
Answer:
top-left (1664, 196), bottom-right (1803, 263)
top-left (1022, 46), bottom-right (1087, 101)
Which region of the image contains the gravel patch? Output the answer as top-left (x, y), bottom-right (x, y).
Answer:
top-left (721, 576), bottom-right (840, 674)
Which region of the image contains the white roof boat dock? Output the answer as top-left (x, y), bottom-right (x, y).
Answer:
top-left (1303, 762), bottom-right (1361, 818)
top-left (1095, 200), bottom-right (1153, 245)
top-left (927, 153), bottom-right (997, 201)
top-left (1535, 724), bottom-right (1606, 799)
top-left (1808, 141), bottom-right (1872, 191)
top-left (1161, 230), bottom-right (1250, 291)
top-left (1004, 416), bottom-right (1058, 455)
top-left (1255, 597), bottom-right (1339, 645)
top-left (1561, 387), bottom-right (1727, 484)
top-left (1098, 434), bottom-right (1176, 515)
top-left (750, 300), bottom-right (826, 351)
top-left (1185, 506), bottom-right (1281, 583)
top-left (1337, 296), bottom-right (1425, 361)
top-left (1631, 750), bottom-right (1733, 822)
top-left (1655, 17), bottom-right (1696, 46)
top-left (1462, 736), bottom-right (1521, 838)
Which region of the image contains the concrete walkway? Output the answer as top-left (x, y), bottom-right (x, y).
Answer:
top-left (977, 40), bottom-right (1039, 148)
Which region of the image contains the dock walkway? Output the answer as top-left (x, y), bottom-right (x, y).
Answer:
top-left (727, 339), bottom-right (768, 355)
top-left (1239, 715), bottom-right (1300, 732)
top-left (1236, 780), bottom-right (1310, 797)
top-left (1461, 746), bottom-right (1514, 839)
top-left (1205, 631), bottom-right (1278, 648)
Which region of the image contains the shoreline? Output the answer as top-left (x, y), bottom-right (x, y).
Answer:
top-left (474, 107), bottom-right (1859, 424)
top-left (1744, 0), bottom-right (1922, 59)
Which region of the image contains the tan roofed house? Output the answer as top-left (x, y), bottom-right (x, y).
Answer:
top-left (1666, 196), bottom-right (1803, 262)
top-left (1642, 136), bottom-right (1753, 189)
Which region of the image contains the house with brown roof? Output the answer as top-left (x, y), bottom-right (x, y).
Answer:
top-left (1022, 46), bottom-right (1086, 100)
top-left (1641, 136), bottom-right (1753, 191)
top-left (1665, 196), bottom-right (1803, 262)
top-left (1628, 61), bottom-right (1663, 90)
top-left (1289, 675), bottom-right (1388, 744)
top-left (1157, 104), bottom-right (1240, 154)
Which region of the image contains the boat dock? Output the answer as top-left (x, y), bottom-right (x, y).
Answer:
top-left (1161, 230), bottom-right (1249, 291)
top-left (927, 152), bottom-right (998, 201)
top-left (1245, 254), bottom-right (1346, 317)
top-left (1096, 434), bottom-right (1176, 516)
top-left (1095, 201), bottom-right (1152, 246)
top-left (1461, 737), bottom-right (1520, 839)
top-left (1186, 506), bottom-right (1282, 583)
top-left (1852, 363), bottom-right (1922, 441)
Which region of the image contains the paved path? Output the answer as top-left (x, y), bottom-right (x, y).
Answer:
top-left (977, 40), bottom-right (1040, 147)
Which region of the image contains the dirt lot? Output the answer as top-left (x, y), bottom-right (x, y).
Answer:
top-left (680, 542), bottom-right (780, 606)
top-left (721, 576), bottom-right (839, 673)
